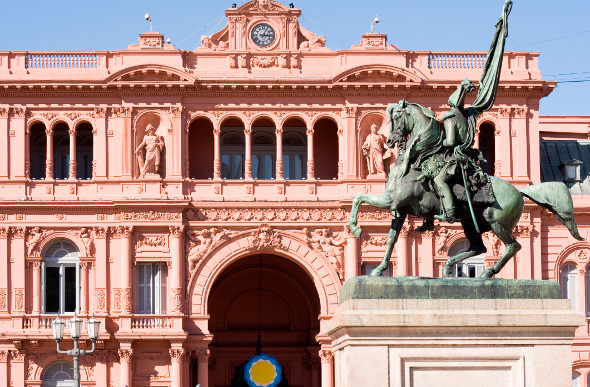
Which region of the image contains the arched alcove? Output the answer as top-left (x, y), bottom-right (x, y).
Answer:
top-left (282, 117), bottom-right (307, 180)
top-left (52, 122), bottom-right (70, 180)
top-left (220, 117), bottom-right (246, 180)
top-left (75, 122), bottom-right (94, 180)
top-left (207, 254), bottom-right (321, 387)
top-left (313, 118), bottom-right (338, 180)
top-left (188, 118), bottom-right (215, 179)
top-left (251, 117), bottom-right (277, 180)
top-left (478, 122), bottom-right (496, 176)
top-left (30, 122), bottom-right (47, 180)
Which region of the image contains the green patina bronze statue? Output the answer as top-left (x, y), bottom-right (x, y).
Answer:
top-left (348, 0), bottom-right (584, 278)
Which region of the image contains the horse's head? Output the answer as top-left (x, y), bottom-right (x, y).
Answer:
top-left (386, 99), bottom-right (412, 149)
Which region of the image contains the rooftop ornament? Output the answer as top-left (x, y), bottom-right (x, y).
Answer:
top-left (145, 13), bottom-right (152, 32)
top-left (370, 15), bottom-right (379, 33)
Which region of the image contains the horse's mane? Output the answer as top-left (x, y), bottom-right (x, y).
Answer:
top-left (397, 103), bottom-right (443, 177)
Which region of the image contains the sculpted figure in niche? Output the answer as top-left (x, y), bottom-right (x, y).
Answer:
top-left (362, 123), bottom-right (391, 176)
top-left (186, 229), bottom-right (213, 270)
top-left (135, 124), bottom-right (164, 179)
top-left (79, 227), bottom-right (94, 256)
top-left (26, 227), bottom-right (44, 256)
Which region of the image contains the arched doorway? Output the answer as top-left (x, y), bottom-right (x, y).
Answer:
top-left (205, 254), bottom-right (322, 387)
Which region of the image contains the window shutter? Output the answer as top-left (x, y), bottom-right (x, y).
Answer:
top-left (137, 264), bottom-right (146, 314)
top-left (160, 263), bottom-right (168, 314)
top-left (586, 270), bottom-right (590, 317)
top-left (572, 371), bottom-right (580, 387)
top-left (145, 263), bottom-right (153, 314)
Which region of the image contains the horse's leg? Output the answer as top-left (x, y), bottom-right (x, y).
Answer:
top-left (480, 223), bottom-right (521, 278)
top-left (442, 221), bottom-right (487, 277)
top-left (371, 214), bottom-right (407, 276)
top-left (349, 193), bottom-right (393, 239)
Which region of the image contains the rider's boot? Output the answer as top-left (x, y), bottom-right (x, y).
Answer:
top-left (415, 218), bottom-right (435, 233)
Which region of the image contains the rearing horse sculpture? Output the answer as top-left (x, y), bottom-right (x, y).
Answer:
top-left (348, 100), bottom-right (584, 277)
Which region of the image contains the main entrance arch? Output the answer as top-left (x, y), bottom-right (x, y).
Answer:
top-left (206, 254), bottom-right (322, 387)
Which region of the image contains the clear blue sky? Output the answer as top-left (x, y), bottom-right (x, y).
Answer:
top-left (1, 0), bottom-right (588, 115)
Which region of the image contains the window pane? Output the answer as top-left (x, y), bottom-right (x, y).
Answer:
top-left (294, 154), bottom-right (302, 179)
top-left (45, 267), bottom-right (60, 313)
top-left (283, 155), bottom-right (290, 179)
top-left (264, 154), bottom-right (274, 179)
top-left (233, 155), bottom-right (244, 179)
top-left (64, 266), bottom-right (77, 313)
top-left (221, 154), bottom-right (231, 179)
top-left (252, 154), bottom-right (260, 179)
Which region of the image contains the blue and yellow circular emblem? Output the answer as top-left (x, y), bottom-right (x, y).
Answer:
top-left (244, 353), bottom-right (283, 387)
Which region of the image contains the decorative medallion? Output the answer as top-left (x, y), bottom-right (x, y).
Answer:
top-left (244, 353), bottom-right (283, 387)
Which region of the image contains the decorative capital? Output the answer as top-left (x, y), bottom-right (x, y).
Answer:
top-left (0, 108), bottom-right (8, 118)
top-left (169, 348), bottom-right (186, 362)
top-left (168, 106), bottom-right (183, 117)
top-left (318, 349), bottom-right (334, 363)
top-left (195, 349), bottom-right (210, 363)
top-left (93, 107), bottom-right (107, 118)
top-left (119, 226), bottom-right (133, 238)
top-left (94, 227), bottom-right (108, 239)
top-left (169, 226), bottom-right (185, 238)
top-left (118, 349), bottom-right (133, 362)
top-left (12, 107), bottom-right (26, 118)
top-left (498, 107), bottom-right (511, 119)
top-left (112, 106), bottom-right (133, 118)
top-left (10, 227), bottom-right (26, 239)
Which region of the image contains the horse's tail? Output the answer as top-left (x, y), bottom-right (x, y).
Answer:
top-left (519, 182), bottom-right (584, 241)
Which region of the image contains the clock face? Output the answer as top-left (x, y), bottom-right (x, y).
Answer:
top-left (251, 23), bottom-right (276, 47)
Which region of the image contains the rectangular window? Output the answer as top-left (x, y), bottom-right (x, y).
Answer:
top-left (43, 263), bottom-right (79, 314)
top-left (136, 262), bottom-right (168, 314)
top-left (283, 153), bottom-right (306, 180)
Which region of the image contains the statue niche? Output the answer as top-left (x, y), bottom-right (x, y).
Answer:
top-left (135, 123), bottom-right (165, 179)
top-left (360, 117), bottom-right (393, 179)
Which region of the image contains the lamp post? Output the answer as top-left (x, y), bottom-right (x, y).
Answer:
top-left (52, 314), bottom-right (101, 387)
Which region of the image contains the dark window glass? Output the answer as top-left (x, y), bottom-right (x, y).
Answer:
top-left (45, 267), bottom-right (60, 313)
top-left (64, 266), bottom-right (76, 313)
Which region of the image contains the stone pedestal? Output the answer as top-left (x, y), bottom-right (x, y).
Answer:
top-left (327, 276), bottom-right (585, 387)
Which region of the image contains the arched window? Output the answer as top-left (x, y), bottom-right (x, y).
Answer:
top-left (75, 122), bottom-right (93, 180)
top-left (478, 122), bottom-right (495, 176)
top-left (220, 119), bottom-right (245, 180)
top-left (53, 123), bottom-right (70, 180)
top-left (448, 239), bottom-right (485, 278)
top-left (282, 119), bottom-right (307, 180)
top-left (43, 240), bottom-right (80, 314)
top-left (30, 123), bottom-right (47, 180)
top-left (42, 361), bottom-right (74, 387)
top-left (572, 371), bottom-right (580, 387)
top-left (561, 263), bottom-right (578, 310)
top-left (252, 118), bottom-right (276, 180)
top-left (313, 118), bottom-right (339, 180)
top-left (188, 118), bottom-right (214, 179)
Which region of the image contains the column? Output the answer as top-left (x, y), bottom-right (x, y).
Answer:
top-left (119, 226), bottom-right (132, 314)
top-left (168, 107), bottom-right (183, 178)
top-left (196, 349), bottom-right (210, 387)
top-left (10, 227), bottom-right (26, 313)
top-left (395, 226), bottom-right (410, 276)
top-left (94, 227), bottom-right (108, 314)
top-left (516, 225), bottom-right (533, 280)
top-left (319, 349), bottom-right (334, 387)
top-left (213, 125), bottom-right (221, 180)
top-left (513, 107), bottom-right (529, 179)
top-left (45, 128), bottom-right (54, 179)
top-left (310, 358), bottom-right (321, 387)
top-left (94, 108), bottom-right (107, 178)
top-left (420, 230), bottom-right (434, 277)
top-left (32, 261), bottom-right (41, 314)
top-left (10, 107), bottom-right (26, 179)
top-left (337, 126), bottom-right (344, 180)
top-left (112, 107), bottom-right (133, 178)
top-left (306, 127), bottom-right (315, 180)
top-left (579, 268), bottom-right (587, 319)
top-left (80, 262), bottom-right (89, 315)
top-left (69, 127), bottom-right (77, 180)
top-left (343, 107), bottom-right (357, 179)
top-left (493, 123), bottom-right (502, 177)
top-left (276, 127), bottom-right (283, 179)
top-left (0, 351), bottom-right (7, 387)
top-left (169, 226), bottom-right (184, 314)
top-left (170, 347), bottom-right (185, 387)
top-left (0, 109), bottom-right (8, 178)
top-left (118, 347), bottom-right (133, 387)
top-left (9, 350), bottom-right (25, 387)
top-left (244, 125), bottom-right (252, 179)
top-left (498, 108), bottom-right (512, 179)
top-left (94, 350), bottom-right (109, 387)
top-left (0, 228), bottom-right (8, 313)
top-left (344, 230), bottom-right (358, 281)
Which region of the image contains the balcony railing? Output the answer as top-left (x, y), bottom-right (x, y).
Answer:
top-left (131, 315), bottom-right (173, 329)
top-left (428, 53), bottom-right (486, 69)
top-left (25, 53), bottom-right (98, 69)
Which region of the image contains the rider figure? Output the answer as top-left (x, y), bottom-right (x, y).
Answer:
top-left (433, 78), bottom-right (476, 223)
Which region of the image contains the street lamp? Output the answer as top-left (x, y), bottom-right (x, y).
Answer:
top-left (52, 314), bottom-right (101, 387)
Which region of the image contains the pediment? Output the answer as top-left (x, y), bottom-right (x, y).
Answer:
top-left (334, 66), bottom-right (424, 84)
top-left (106, 65), bottom-right (194, 84)
top-left (238, 0), bottom-right (289, 12)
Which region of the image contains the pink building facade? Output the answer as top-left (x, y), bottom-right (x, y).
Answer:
top-left (0, 1), bottom-right (588, 386)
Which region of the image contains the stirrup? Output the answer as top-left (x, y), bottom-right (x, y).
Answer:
top-left (434, 210), bottom-right (456, 223)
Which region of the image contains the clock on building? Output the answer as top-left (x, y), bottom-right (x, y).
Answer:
top-left (251, 23), bottom-right (276, 47)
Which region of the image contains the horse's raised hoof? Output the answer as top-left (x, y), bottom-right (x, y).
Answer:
top-left (349, 224), bottom-right (362, 239)
top-left (480, 269), bottom-right (495, 278)
top-left (369, 268), bottom-right (383, 277)
top-left (442, 265), bottom-right (453, 278)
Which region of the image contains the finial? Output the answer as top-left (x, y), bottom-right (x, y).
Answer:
top-left (144, 13), bottom-right (152, 32)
